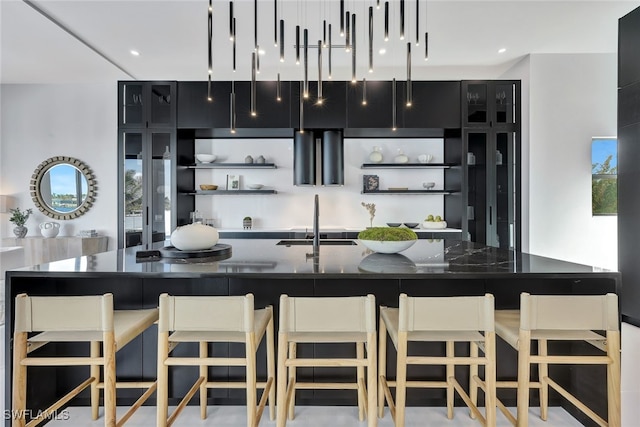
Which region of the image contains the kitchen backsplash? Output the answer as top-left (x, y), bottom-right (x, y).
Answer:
top-left (193, 138), bottom-right (446, 230)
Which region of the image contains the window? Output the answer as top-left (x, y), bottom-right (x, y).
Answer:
top-left (592, 137), bottom-right (617, 215)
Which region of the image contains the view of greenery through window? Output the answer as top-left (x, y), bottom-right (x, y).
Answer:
top-left (592, 138), bottom-right (617, 215)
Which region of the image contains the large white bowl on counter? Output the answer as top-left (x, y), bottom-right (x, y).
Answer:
top-left (170, 223), bottom-right (219, 251)
top-left (358, 239), bottom-right (416, 254)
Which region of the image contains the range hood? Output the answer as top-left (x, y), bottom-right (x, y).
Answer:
top-left (293, 130), bottom-right (344, 186)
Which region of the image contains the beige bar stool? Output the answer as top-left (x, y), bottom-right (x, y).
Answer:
top-left (276, 294), bottom-right (377, 427)
top-left (12, 293), bottom-right (158, 427)
top-left (378, 293), bottom-right (497, 427)
top-left (156, 293), bottom-right (275, 427)
top-left (493, 293), bottom-right (620, 427)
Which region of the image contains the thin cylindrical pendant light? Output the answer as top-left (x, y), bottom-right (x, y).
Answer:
top-left (254, 0), bottom-right (258, 50)
top-left (299, 81), bottom-right (305, 134)
top-left (276, 73), bottom-right (282, 101)
top-left (279, 19), bottom-right (285, 62)
top-left (351, 13), bottom-right (356, 83)
top-left (304, 29), bottom-right (309, 98)
top-left (296, 25), bottom-right (301, 64)
top-left (232, 18), bottom-right (236, 71)
top-left (400, 0), bottom-right (405, 40)
top-left (392, 78), bottom-right (397, 131)
top-left (229, 0), bottom-right (234, 40)
top-left (424, 32), bottom-right (429, 60)
top-left (328, 24), bottom-right (333, 79)
top-left (274, 0), bottom-right (278, 46)
top-left (345, 11), bottom-right (351, 51)
top-left (207, 0), bottom-right (213, 101)
top-left (377, 0), bottom-right (380, 9)
top-left (230, 82), bottom-right (237, 133)
top-left (362, 78), bottom-right (367, 105)
top-left (340, 0), bottom-right (344, 36)
top-left (368, 6), bottom-right (373, 73)
top-left (317, 40), bottom-right (323, 104)
top-left (251, 52), bottom-right (257, 116)
top-left (406, 42), bottom-right (412, 107)
top-left (416, 0), bottom-right (420, 45)
top-left (384, 1), bottom-right (389, 41)
top-left (256, 44), bottom-right (260, 73)
top-left (323, 20), bottom-right (327, 47)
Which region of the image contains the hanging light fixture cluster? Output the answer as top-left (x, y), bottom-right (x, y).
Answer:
top-left (209, 0), bottom-right (431, 131)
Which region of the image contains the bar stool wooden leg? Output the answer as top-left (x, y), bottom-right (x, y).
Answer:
top-left (276, 332), bottom-right (288, 427)
top-left (607, 330), bottom-right (621, 427)
top-left (246, 332), bottom-right (258, 427)
top-left (446, 341), bottom-right (455, 420)
top-left (367, 332), bottom-right (378, 427)
top-left (12, 331), bottom-right (28, 427)
top-left (157, 330), bottom-right (169, 427)
top-left (538, 339), bottom-right (548, 421)
top-left (395, 330), bottom-right (408, 427)
top-left (90, 341), bottom-right (100, 420)
top-left (516, 329), bottom-right (532, 427)
top-left (200, 341), bottom-right (208, 419)
top-left (357, 342), bottom-right (365, 421)
top-left (469, 340), bottom-right (479, 419)
top-left (377, 316), bottom-right (387, 419)
top-left (267, 312), bottom-right (277, 421)
top-left (287, 342), bottom-right (297, 420)
top-left (103, 331), bottom-right (117, 427)
top-left (485, 331), bottom-right (497, 427)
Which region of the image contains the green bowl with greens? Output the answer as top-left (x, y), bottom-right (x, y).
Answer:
top-left (357, 227), bottom-right (418, 254)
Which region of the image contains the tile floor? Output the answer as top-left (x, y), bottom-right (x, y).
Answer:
top-left (0, 325), bottom-right (583, 426)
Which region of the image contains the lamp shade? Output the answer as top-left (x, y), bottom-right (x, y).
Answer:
top-left (321, 130), bottom-right (344, 186)
top-left (0, 195), bottom-right (16, 213)
top-left (293, 130), bottom-right (316, 186)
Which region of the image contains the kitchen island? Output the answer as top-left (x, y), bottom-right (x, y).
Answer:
top-left (4, 239), bottom-right (619, 426)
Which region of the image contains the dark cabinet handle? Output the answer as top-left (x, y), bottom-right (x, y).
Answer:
top-left (489, 206), bottom-right (492, 225)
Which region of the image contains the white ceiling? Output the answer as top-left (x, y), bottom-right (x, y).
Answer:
top-left (1, 0), bottom-right (638, 84)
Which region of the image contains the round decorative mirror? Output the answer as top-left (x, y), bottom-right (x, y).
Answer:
top-left (30, 156), bottom-right (97, 220)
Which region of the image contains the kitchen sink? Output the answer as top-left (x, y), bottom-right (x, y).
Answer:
top-left (276, 239), bottom-right (358, 246)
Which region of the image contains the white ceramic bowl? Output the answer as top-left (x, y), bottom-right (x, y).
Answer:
top-left (422, 182), bottom-right (436, 189)
top-left (196, 154), bottom-right (217, 163)
top-left (422, 221), bottom-right (447, 229)
top-left (248, 184), bottom-right (264, 190)
top-left (358, 239), bottom-right (416, 254)
top-left (418, 154), bottom-right (433, 163)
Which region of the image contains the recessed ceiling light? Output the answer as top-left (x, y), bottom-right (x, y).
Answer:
top-left (130, 50), bottom-right (140, 56)
top-left (498, 48), bottom-right (506, 54)
top-left (379, 48), bottom-right (386, 55)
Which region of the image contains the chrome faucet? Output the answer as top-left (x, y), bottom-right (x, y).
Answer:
top-left (313, 194), bottom-right (320, 249)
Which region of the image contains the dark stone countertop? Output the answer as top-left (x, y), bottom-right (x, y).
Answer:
top-left (6, 238), bottom-right (619, 279)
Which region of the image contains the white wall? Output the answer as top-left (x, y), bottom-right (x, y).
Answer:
top-left (0, 84), bottom-right (117, 249)
top-left (526, 53), bottom-right (618, 270)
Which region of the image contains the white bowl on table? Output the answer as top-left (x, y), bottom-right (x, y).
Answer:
top-left (196, 154), bottom-right (217, 163)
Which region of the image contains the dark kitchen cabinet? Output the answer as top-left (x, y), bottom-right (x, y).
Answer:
top-left (236, 81), bottom-right (292, 128)
top-left (346, 80), bottom-right (393, 129)
top-left (292, 81), bottom-right (347, 129)
top-left (619, 6), bottom-right (640, 88)
top-left (400, 81), bottom-right (461, 129)
top-left (462, 81), bottom-right (518, 128)
top-left (119, 81), bottom-right (176, 129)
top-left (177, 81), bottom-right (231, 129)
top-left (463, 80), bottom-right (520, 250)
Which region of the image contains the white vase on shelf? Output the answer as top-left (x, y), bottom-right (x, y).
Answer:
top-left (369, 146), bottom-right (383, 163)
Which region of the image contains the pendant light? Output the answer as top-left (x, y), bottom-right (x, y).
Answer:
top-left (317, 40), bottom-right (323, 104)
top-left (296, 25), bottom-right (301, 64)
top-left (425, 32), bottom-right (429, 60)
top-left (416, 0), bottom-right (420, 45)
top-left (377, 0), bottom-right (380, 9)
top-left (400, 0), bottom-right (405, 40)
top-left (406, 42), bottom-right (412, 107)
top-left (229, 0), bottom-right (234, 40)
top-left (274, 0), bottom-right (278, 47)
top-left (323, 20), bottom-right (327, 47)
top-left (251, 52), bottom-right (257, 117)
top-left (207, 0), bottom-right (213, 102)
top-left (362, 78), bottom-right (367, 105)
top-left (276, 73), bottom-right (282, 101)
top-left (328, 23), bottom-right (333, 79)
top-left (351, 13), bottom-right (356, 83)
top-left (368, 6), bottom-right (373, 73)
top-left (303, 29), bottom-right (309, 98)
top-left (340, 0), bottom-right (344, 36)
top-left (299, 81), bottom-right (305, 134)
top-left (232, 18), bottom-right (236, 72)
top-left (230, 82), bottom-right (237, 133)
top-left (279, 19), bottom-right (285, 62)
top-left (392, 78), bottom-right (397, 131)
top-left (254, 0), bottom-right (258, 50)
top-left (346, 11), bottom-right (351, 51)
top-left (384, 1), bottom-right (389, 41)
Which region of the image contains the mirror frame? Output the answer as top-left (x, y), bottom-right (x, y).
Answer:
top-left (30, 156), bottom-right (98, 220)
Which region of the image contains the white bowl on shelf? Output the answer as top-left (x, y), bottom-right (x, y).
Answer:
top-left (422, 221), bottom-right (447, 229)
top-left (196, 154), bottom-right (217, 163)
top-left (358, 239), bottom-right (416, 254)
top-left (247, 184), bottom-right (264, 190)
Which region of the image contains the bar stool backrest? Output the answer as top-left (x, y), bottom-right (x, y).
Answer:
top-left (14, 293), bottom-right (113, 333)
top-left (158, 293), bottom-right (255, 333)
top-left (519, 293), bottom-right (619, 332)
top-left (398, 293), bottom-right (495, 333)
top-left (279, 294), bottom-right (376, 333)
